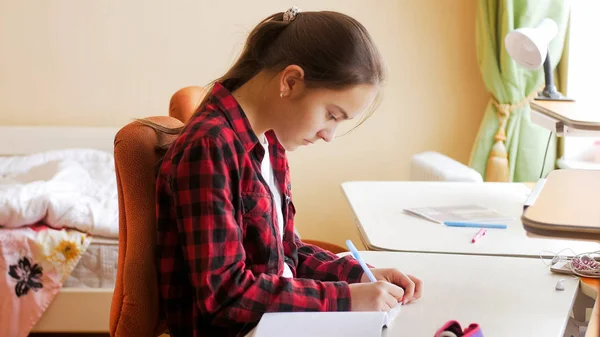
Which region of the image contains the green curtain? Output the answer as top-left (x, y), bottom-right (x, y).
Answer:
top-left (469, 0), bottom-right (570, 182)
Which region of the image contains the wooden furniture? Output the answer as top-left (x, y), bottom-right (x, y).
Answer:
top-left (587, 297), bottom-right (599, 337)
top-left (582, 278), bottom-right (599, 337)
top-left (523, 168), bottom-right (600, 337)
top-left (530, 100), bottom-right (600, 136)
top-left (303, 240), bottom-right (346, 254)
top-left (522, 169), bottom-right (600, 241)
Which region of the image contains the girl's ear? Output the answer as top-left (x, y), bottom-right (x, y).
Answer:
top-left (279, 65), bottom-right (305, 98)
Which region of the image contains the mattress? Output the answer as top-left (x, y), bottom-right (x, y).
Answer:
top-left (64, 237), bottom-right (118, 289)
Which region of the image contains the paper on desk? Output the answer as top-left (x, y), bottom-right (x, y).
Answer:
top-left (403, 204), bottom-right (513, 224)
top-left (254, 307), bottom-right (402, 337)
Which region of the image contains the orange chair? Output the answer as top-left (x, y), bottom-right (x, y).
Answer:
top-left (110, 116), bottom-right (183, 336)
top-left (168, 86), bottom-right (208, 124)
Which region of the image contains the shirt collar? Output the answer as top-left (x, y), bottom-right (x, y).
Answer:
top-left (208, 82), bottom-right (284, 153)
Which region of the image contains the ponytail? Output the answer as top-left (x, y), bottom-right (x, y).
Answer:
top-left (194, 8), bottom-right (383, 115)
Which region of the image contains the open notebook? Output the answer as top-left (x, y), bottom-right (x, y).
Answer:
top-left (253, 304), bottom-right (402, 337)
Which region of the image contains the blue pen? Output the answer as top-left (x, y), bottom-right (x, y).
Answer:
top-left (345, 239), bottom-right (377, 282)
top-left (443, 221), bottom-right (507, 229)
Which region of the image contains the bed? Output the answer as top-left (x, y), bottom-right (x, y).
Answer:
top-left (0, 125), bottom-right (120, 334)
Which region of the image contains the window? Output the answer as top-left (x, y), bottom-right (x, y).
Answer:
top-left (560, 0), bottom-right (600, 167)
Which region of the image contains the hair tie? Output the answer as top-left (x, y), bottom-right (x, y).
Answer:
top-left (283, 6), bottom-right (300, 22)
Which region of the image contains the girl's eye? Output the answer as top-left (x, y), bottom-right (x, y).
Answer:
top-left (328, 112), bottom-right (338, 121)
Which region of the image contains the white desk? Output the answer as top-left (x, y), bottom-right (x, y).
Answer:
top-left (247, 251), bottom-right (579, 337)
top-left (342, 181), bottom-right (600, 258)
top-left (369, 251), bottom-right (578, 337)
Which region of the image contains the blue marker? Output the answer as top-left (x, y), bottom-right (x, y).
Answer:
top-left (443, 221), bottom-right (507, 229)
top-left (345, 240), bottom-right (377, 282)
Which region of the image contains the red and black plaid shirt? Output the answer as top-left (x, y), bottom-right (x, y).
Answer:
top-left (156, 82), bottom-right (365, 337)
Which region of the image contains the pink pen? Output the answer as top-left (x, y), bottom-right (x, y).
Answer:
top-left (471, 228), bottom-right (487, 243)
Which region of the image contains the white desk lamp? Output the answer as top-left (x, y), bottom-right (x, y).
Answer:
top-left (505, 18), bottom-right (600, 136)
top-left (505, 18), bottom-right (574, 101)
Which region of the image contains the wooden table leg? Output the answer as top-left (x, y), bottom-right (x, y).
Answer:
top-left (585, 292), bottom-right (599, 337)
top-left (582, 278), bottom-right (599, 337)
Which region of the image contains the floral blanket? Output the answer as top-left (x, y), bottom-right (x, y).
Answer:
top-left (0, 225), bottom-right (91, 337)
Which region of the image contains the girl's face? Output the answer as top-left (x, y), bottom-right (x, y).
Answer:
top-left (272, 68), bottom-right (379, 151)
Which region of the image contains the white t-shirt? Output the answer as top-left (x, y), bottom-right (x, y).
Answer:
top-left (260, 138), bottom-right (294, 278)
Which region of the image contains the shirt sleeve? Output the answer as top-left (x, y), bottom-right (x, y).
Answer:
top-left (169, 137), bottom-right (354, 326)
top-left (294, 236), bottom-right (366, 284)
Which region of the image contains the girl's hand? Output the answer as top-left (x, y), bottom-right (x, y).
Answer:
top-left (348, 281), bottom-right (404, 312)
top-left (360, 268), bottom-right (423, 304)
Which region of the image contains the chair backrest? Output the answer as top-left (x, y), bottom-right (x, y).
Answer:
top-left (110, 116), bottom-right (184, 337)
top-left (169, 86), bottom-right (207, 123)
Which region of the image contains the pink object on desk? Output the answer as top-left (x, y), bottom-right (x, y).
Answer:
top-left (471, 229), bottom-right (487, 243)
top-left (434, 320), bottom-right (484, 336)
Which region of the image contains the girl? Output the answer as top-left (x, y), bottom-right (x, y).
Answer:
top-left (155, 7), bottom-right (423, 337)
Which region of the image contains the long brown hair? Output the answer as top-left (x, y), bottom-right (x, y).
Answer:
top-left (142, 9), bottom-right (384, 141)
top-left (195, 10), bottom-right (384, 123)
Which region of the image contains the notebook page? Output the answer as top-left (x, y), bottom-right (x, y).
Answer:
top-left (254, 311), bottom-right (386, 337)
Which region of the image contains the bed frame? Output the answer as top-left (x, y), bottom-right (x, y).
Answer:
top-left (0, 125), bottom-right (120, 333)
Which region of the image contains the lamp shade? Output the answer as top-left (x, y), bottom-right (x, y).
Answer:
top-left (505, 18), bottom-right (558, 69)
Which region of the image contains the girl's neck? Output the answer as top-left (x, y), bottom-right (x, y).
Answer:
top-left (232, 71), bottom-right (276, 138)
